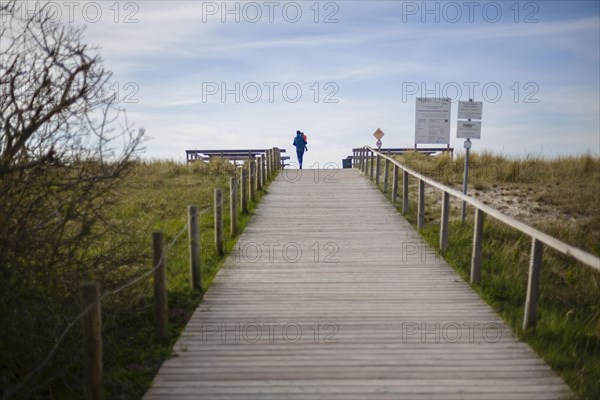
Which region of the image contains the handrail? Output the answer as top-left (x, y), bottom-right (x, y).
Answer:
top-left (353, 145), bottom-right (599, 330)
top-left (358, 146), bottom-right (599, 272)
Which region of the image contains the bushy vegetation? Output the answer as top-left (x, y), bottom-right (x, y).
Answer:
top-left (376, 151), bottom-right (600, 399)
top-left (1, 158), bottom-right (268, 399)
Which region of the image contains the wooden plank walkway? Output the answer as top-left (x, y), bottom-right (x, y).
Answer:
top-left (144, 168), bottom-right (572, 400)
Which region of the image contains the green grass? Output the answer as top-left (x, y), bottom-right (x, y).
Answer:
top-left (370, 152), bottom-right (600, 399)
top-left (59, 159), bottom-right (274, 399)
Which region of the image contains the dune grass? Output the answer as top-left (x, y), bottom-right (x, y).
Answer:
top-left (371, 151), bottom-right (599, 399)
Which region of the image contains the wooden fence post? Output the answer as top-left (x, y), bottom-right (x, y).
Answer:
top-left (523, 238), bottom-right (544, 330)
top-left (188, 205), bottom-right (201, 291)
top-left (274, 147), bottom-right (281, 171)
top-left (152, 231), bottom-right (168, 343)
top-left (392, 165), bottom-right (399, 203)
top-left (358, 149), bottom-right (362, 171)
top-left (214, 188), bottom-right (224, 256)
top-left (360, 149), bottom-right (364, 171)
top-left (370, 152), bottom-right (375, 181)
top-left (402, 170), bottom-right (409, 214)
top-left (375, 154), bottom-right (381, 186)
top-left (383, 158), bottom-right (390, 193)
top-left (241, 168), bottom-right (248, 214)
top-left (250, 160), bottom-right (257, 202)
top-left (81, 281), bottom-right (102, 400)
top-left (364, 150), bottom-right (369, 175)
top-left (265, 150), bottom-right (271, 180)
top-left (358, 149), bottom-right (365, 172)
top-left (261, 155), bottom-right (266, 187)
top-left (440, 191), bottom-right (450, 253)
top-left (470, 209), bottom-right (485, 284)
top-left (417, 179), bottom-right (425, 229)
top-left (256, 157), bottom-right (262, 191)
top-left (230, 177), bottom-right (238, 236)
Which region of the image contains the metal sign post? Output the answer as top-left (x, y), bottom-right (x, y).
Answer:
top-left (461, 138), bottom-right (471, 223)
top-left (457, 98), bottom-right (483, 224)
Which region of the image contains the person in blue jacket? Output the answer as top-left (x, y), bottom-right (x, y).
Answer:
top-left (293, 130), bottom-right (307, 169)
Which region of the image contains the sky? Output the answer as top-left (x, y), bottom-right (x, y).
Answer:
top-left (24, 0), bottom-right (600, 167)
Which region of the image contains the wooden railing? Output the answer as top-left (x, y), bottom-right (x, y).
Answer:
top-left (352, 146), bottom-right (600, 330)
top-left (185, 148), bottom-right (289, 168)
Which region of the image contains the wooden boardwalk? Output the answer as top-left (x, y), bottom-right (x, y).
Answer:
top-left (144, 169), bottom-right (572, 400)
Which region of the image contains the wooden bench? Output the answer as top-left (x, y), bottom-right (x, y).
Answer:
top-left (186, 149), bottom-right (289, 168)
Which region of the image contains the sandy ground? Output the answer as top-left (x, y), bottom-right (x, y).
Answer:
top-left (414, 182), bottom-right (585, 231)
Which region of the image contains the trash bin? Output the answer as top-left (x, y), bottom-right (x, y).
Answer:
top-left (342, 158), bottom-right (352, 169)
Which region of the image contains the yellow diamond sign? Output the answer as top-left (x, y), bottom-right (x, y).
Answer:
top-left (373, 128), bottom-right (385, 141)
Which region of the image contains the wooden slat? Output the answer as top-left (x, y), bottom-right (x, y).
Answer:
top-left (144, 169), bottom-right (572, 400)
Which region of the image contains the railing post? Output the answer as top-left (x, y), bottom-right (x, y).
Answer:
top-left (188, 205), bottom-right (201, 291)
top-left (470, 209), bottom-right (485, 284)
top-left (370, 151), bottom-right (375, 181)
top-left (250, 160), bottom-right (257, 202)
top-left (358, 149), bottom-right (362, 172)
top-left (267, 149), bottom-right (272, 177)
top-left (214, 188), bottom-right (224, 256)
top-left (402, 170), bottom-right (409, 214)
top-left (272, 147), bottom-right (279, 172)
top-left (375, 154), bottom-right (381, 187)
top-left (523, 238), bottom-right (544, 330)
top-left (392, 165), bottom-right (399, 203)
top-left (152, 231), bottom-right (168, 343)
top-left (364, 150), bottom-right (369, 174)
top-left (265, 149), bottom-right (271, 180)
top-left (383, 158), bottom-right (390, 193)
top-left (417, 179), bottom-right (425, 229)
top-left (261, 155), bottom-right (266, 187)
top-left (81, 281), bottom-right (102, 400)
top-left (230, 177), bottom-right (238, 236)
top-left (256, 157), bottom-right (262, 191)
top-left (361, 149), bottom-right (365, 172)
top-left (241, 168), bottom-right (248, 214)
top-left (440, 191), bottom-right (450, 253)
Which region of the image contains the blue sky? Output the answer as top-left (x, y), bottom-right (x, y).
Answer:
top-left (49, 0), bottom-right (600, 166)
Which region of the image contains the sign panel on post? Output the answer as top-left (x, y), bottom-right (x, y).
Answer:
top-left (415, 97), bottom-right (451, 145)
top-left (457, 101), bottom-right (483, 120)
top-left (457, 120), bottom-right (482, 139)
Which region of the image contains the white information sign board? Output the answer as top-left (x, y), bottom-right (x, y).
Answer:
top-left (457, 120), bottom-right (482, 139)
top-left (415, 97), bottom-right (451, 145)
top-left (458, 101), bottom-right (483, 120)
